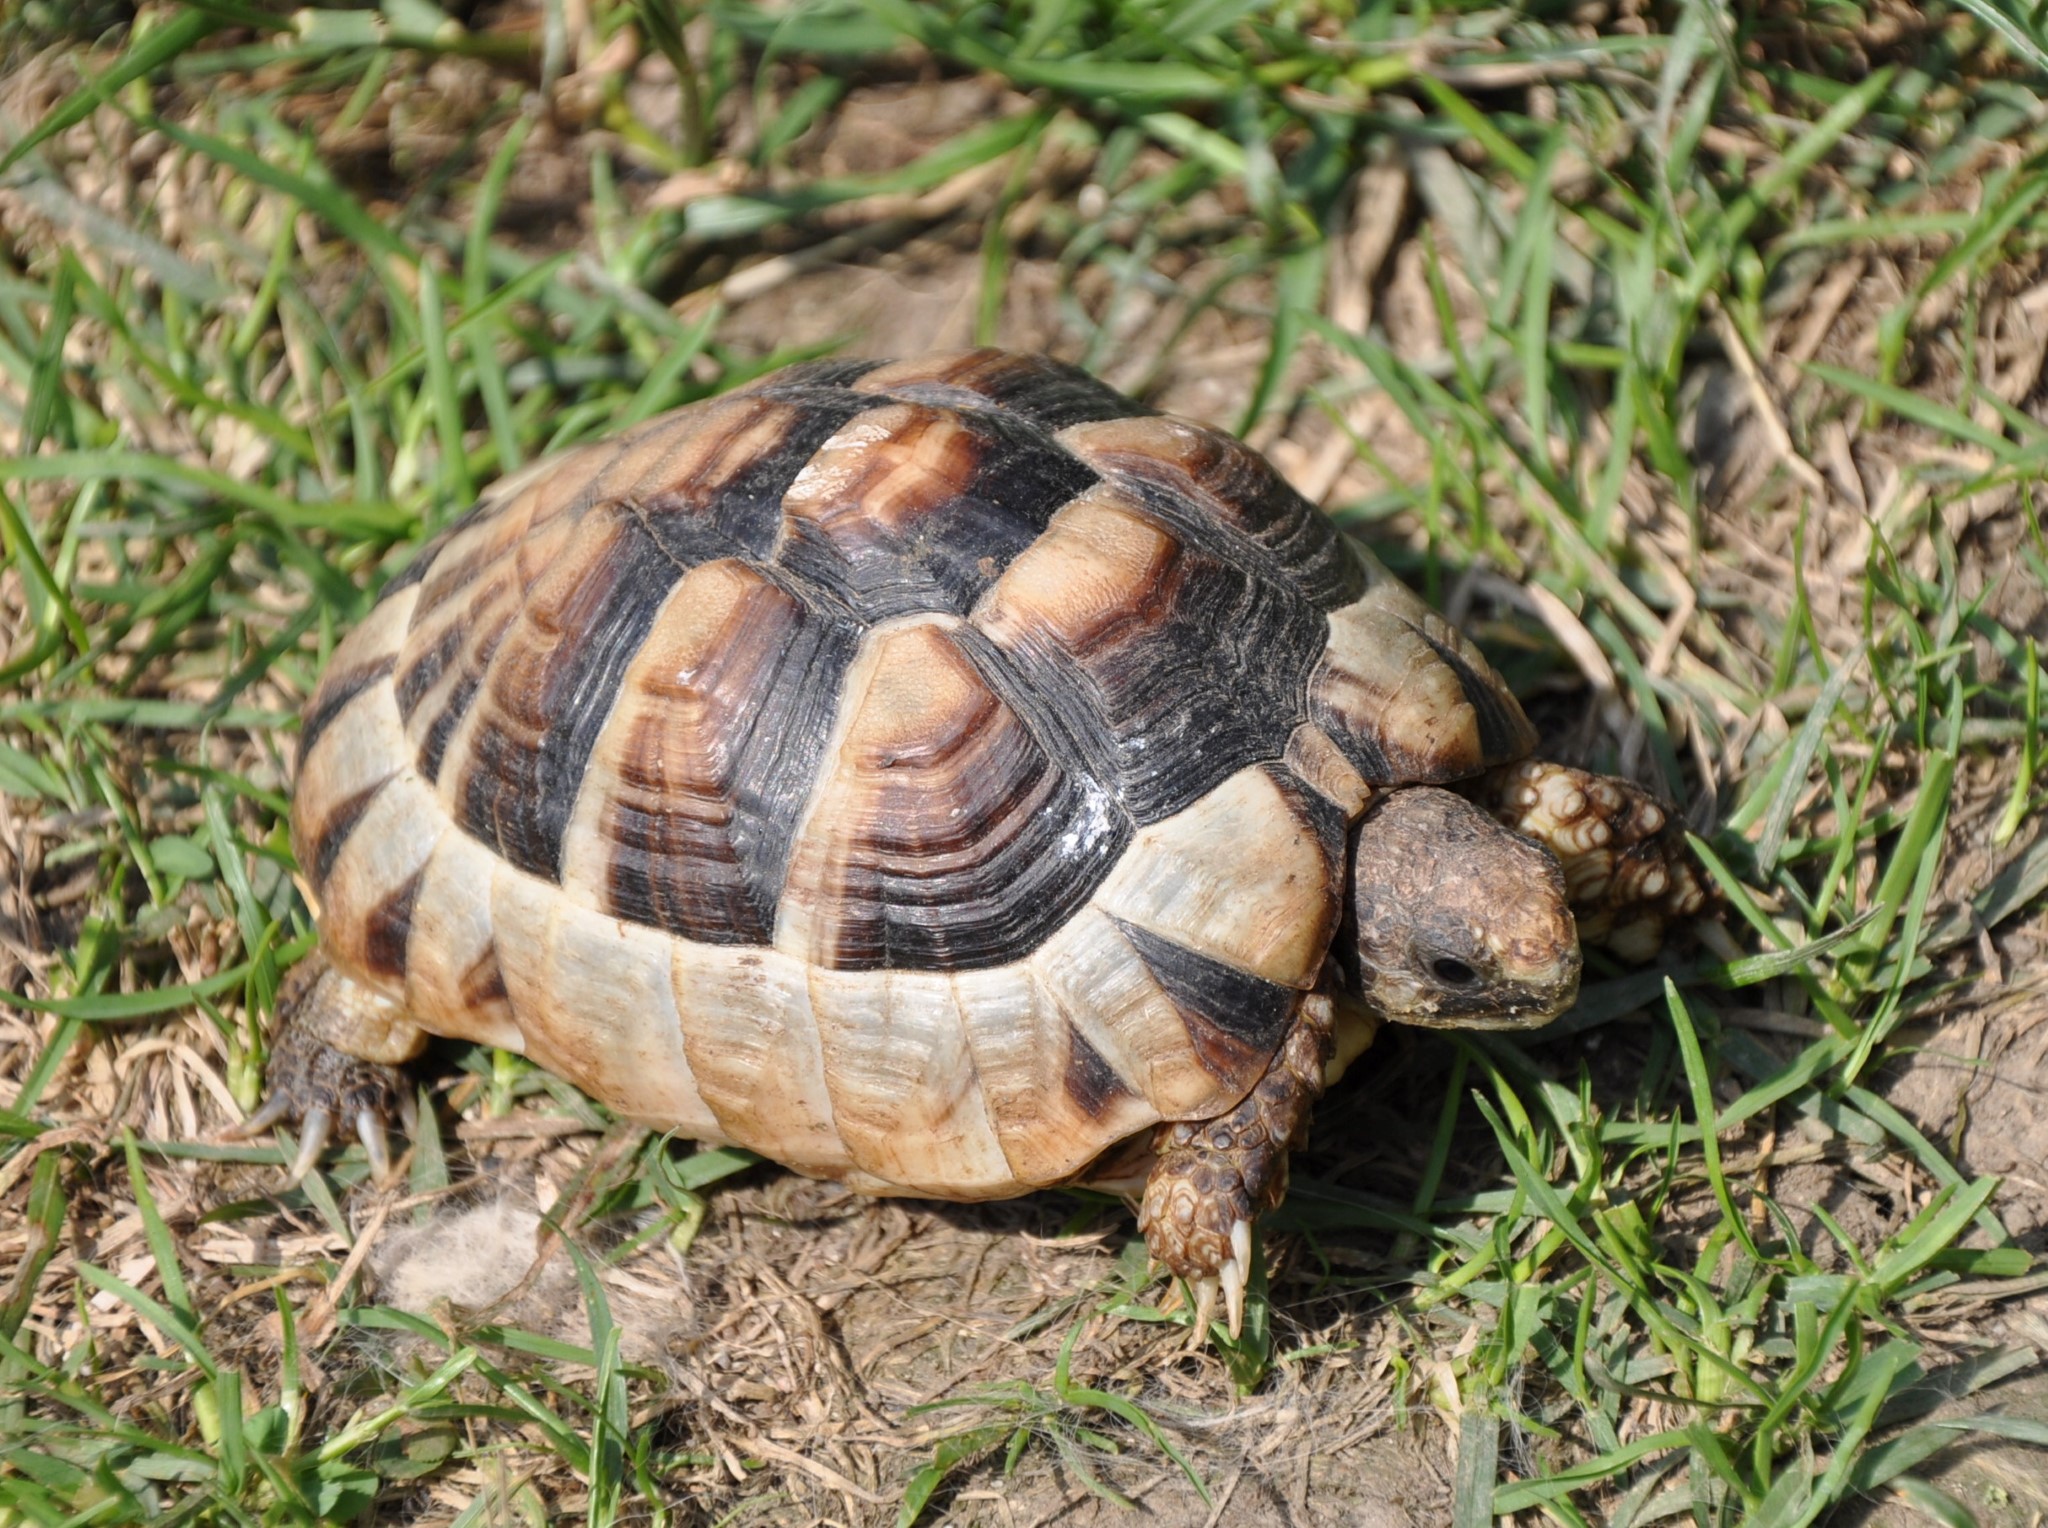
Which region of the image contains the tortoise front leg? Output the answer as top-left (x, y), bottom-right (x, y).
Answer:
top-left (1472, 761), bottom-right (1713, 962)
top-left (227, 952), bottom-right (424, 1183)
top-left (1137, 991), bottom-right (1337, 1339)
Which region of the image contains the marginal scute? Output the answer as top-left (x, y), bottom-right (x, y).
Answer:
top-left (1028, 907), bottom-right (1269, 1121)
top-left (314, 768), bottom-right (446, 994)
top-left (361, 868), bottom-right (426, 983)
top-left (952, 962), bottom-right (1157, 1188)
top-left (293, 584), bottom-right (422, 909)
top-left (806, 965), bottom-right (1012, 1195)
top-left (401, 828), bottom-right (521, 1051)
top-left (299, 656), bottom-right (395, 762)
top-left (490, 867), bottom-right (722, 1137)
top-left (1309, 556), bottom-right (1537, 786)
top-left (671, 943), bottom-right (852, 1178)
top-left (1113, 919), bottom-right (1301, 1084)
top-left (1064, 1025), bottom-right (1138, 1121)
top-left (307, 776), bottom-right (394, 885)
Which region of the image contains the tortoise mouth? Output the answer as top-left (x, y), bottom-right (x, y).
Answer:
top-left (1373, 961), bottom-right (1580, 1028)
top-left (1382, 982), bottom-right (1579, 1031)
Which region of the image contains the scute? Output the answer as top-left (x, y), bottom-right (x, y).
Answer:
top-left (777, 400), bottom-right (1100, 620)
top-left (1308, 563), bottom-right (1538, 785)
top-left (774, 619), bottom-right (1131, 973)
top-left (453, 506), bottom-right (680, 882)
top-left (971, 481), bottom-right (1328, 823)
top-left (561, 557), bottom-right (860, 946)
top-left (1058, 414), bottom-right (1367, 611)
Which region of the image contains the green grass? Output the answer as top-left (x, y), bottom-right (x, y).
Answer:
top-left (5, 0), bottom-right (2048, 1523)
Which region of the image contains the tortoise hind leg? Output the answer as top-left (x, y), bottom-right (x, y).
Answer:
top-left (1137, 992), bottom-right (1337, 1339)
top-left (1472, 761), bottom-right (1713, 962)
top-left (227, 952), bottom-right (426, 1184)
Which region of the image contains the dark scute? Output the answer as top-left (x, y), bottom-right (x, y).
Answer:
top-left (1064, 1023), bottom-right (1137, 1120)
top-left (606, 596), bottom-right (862, 944)
top-left (308, 775), bottom-right (393, 887)
top-left (298, 657), bottom-right (395, 765)
top-left (417, 667), bottom-right (484, 782)
top-left (607, 812), bottom-right (759, 943)
top-left (1104, 450), bottom-right (1366, 613)
top-left (1254, 483), bottom-right (1368, 612)
top-left (362, 868), bottom-right (425, 981)
top-left (972, 542), bottom-right (1328, 825)
top-left (1113, 918), bottom-right (1299, 1078)
top-left (1418, 629), bottom-right (1532, 764)
top-left (458, 512), bottom-right (683, 882)
top-left (825, 755), bottom-right (1130, 972)
top-left (891, 358), bottom-right (1150, 430)
top-left (817, 629), bottom-right (1133, 973)
top-left (773, 408), bottom-right (1100, 620)
top-left (414, 533), bottom-right (505, 614)
top-left (748, 358), bottom-right (887, 392)
top-left (968, 356), bottom-right (1153, 428)
top-left (408, 599), bottom-right (515, 784)
top-left (637, 391), bottom-right (889, 564)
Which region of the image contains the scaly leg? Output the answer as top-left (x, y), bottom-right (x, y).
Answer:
top-left (1136, 992), bottom-right (1336, 1339)
top-left (226, 952), bottom-right (422, 1184)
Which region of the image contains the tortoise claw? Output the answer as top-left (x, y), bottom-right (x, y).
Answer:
top-left (1187, 1276), bottom-right (1220, 1349)
top-left (1139, 999), bottom-right (1334, 1348)
top-left (1182, 1223), bottom-right (1253, 1344)
top-left (357, 1108), bottom-right (394, 1183)
top-left (223, 1088), bottom-right (294, 1140)
top-left (1219, 1218), bottom-right (1252, 1338)
top-left (285, 1106), bottom-right (335, 1186)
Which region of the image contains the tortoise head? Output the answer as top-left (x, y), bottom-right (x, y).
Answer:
top-left (1345, 786), bottom-right (1580, 1030)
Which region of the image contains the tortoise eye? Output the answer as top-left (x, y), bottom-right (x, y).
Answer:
top-left (1431, 957), bottom-right (1479, 986)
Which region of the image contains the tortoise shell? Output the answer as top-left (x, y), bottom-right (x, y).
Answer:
top-left (291, 350), bottom-right (1536, 1198)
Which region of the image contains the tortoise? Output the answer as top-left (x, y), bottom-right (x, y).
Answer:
top-left (247, 349), bottom-right (1707, 1337)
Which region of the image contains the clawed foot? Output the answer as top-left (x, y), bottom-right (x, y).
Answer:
top-left (1139, 995), bottom-right (1335, 1342)
top-left (225, 958), bottom-right (418, 1185)
top-left (1141, 1122), bottom-right (1266, 1341)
